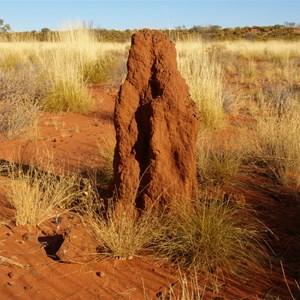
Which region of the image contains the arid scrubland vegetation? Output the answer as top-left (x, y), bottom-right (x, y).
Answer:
top-left (177, 39), bottom-right (300, 186)
top-left (0, 27), bottom-right (300, 299)
top-left (1, 23), bottom-right (300, 42)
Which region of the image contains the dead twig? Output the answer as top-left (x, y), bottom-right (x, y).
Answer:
top-left (0, 255), bottom-right (28, 268)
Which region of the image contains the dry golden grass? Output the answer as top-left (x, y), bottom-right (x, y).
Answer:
top-left (84, 201), bottom-right (164, 260)
top-left (144, 268), bottom-right (206, 300)
top-left (2, 163), bottom-right (85, 226)
top-left (97, 137), bottom-right (116, 184)
top-left (221, 40), bottom-right (300, 61)
top-left (0, 26), bottom-right (128, 113)
top-left (185, 39), bottom-right (300, 187)
top-left (176, 40), bottom-right (225, 129)
top-left (253, 109), bottom-right (300, 186)
top-left (196, 131), bottom-right (244, 185)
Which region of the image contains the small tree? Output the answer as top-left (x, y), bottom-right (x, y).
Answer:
top-left (41, 27), bottom-right (51, 33)
top-left (285, 22), bottom-right (296, 28)
top-left (0, 19), bottom-right (11, 32)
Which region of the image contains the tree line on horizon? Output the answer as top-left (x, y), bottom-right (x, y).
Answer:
top-left (0, 18), bottom-right (300, 42)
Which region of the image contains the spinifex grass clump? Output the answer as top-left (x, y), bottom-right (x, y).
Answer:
top-left (155, 192), bottom-right (267, 274)
top-left (5, 164), bottom-right (84, 226)
top-left (85, 201), bottom-right (164, 260)
top-left (83, 50), bottom-right (128, 85)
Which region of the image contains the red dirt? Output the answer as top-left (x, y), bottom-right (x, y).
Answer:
top-left (0, 85), bottom-right (115, 173)
top-left (0, 85), bottom-right (300, 299)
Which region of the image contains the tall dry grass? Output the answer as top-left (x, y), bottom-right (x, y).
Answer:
top-left (180, 39), bottom-right (300, 187)
top-left (218, 40), bottom-right (300, 186)
top-left (176, 40), bottom-right (225, 129)
top-left (253, 106), bottom-right (300, 186)
top-left (196, 130), bottom-right (244, 185)
top-left (0, 26), bottom-right (128, 114)
top-left (97, 137), bottom-right (116, 184)
top-left (145, 268), bottom-right (206, 300)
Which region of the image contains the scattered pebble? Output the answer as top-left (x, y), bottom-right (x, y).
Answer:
top-left (7, 272), bottom-right (18, 280)
top-left (96, 271), bottom-right (105, 277)
top-left (31, 269), bottom-right (38, 275)
top-left (22, 233), bottom-right (36, 242)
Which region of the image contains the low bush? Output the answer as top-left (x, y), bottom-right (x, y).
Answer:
top-left (0, 67), bottom-right (46, 139)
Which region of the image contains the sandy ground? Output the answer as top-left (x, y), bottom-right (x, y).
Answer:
top-left (0, 85), bottom-right (299, 299)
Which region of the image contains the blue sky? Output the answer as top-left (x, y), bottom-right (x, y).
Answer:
top-left (1, 1), bottom-right (299, 32)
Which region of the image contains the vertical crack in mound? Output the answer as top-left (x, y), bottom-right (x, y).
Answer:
top-left (133, 102), bottom-right (152, 208)
top-left (149, 61), bottom-right (163, 99)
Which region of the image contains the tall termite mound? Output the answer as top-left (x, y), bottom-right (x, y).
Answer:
top-left (114, 29), bottom-right (200, 209)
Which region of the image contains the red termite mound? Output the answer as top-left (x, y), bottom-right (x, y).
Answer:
top-left (113, 29), bottom-right (200, 209)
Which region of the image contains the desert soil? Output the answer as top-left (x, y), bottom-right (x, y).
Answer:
top-left (0, 85), bottom-right (299, 299)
